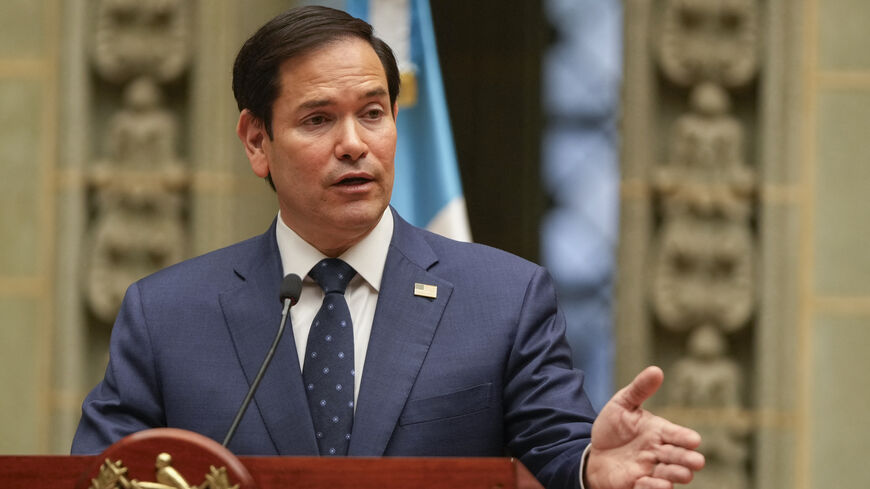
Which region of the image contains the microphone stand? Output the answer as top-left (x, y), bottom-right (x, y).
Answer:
top-left (222, 274), bottom-right (301, 447)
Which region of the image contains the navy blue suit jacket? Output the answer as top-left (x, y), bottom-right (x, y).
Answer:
top-left (72, 209), bottom-right (596, 489)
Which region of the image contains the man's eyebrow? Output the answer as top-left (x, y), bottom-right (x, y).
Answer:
top-left (295, 88), bottom-right (387, 111)
top-left (361, 88), bottom-right (388, 99)
top-left (298, 98), bottom-right (333, 110)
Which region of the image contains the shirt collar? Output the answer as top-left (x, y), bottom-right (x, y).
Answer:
top-left (275, 208), bottom-right (394, 291)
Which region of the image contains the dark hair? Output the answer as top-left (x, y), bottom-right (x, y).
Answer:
top-left (232, 5), bottom-right (400, 140)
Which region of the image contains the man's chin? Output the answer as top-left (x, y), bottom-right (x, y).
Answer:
top-left (333, 204), bottom-right (387, 231)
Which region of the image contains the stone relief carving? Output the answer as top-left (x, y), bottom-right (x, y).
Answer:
top-left (650, 217), bottom-right (754, 334)
top-left (654, 83), bottom-right (755, 221)
top-left (86, 0), bottom-right (190, 323)
top-left (658, 0), bottom-right (759, 87)
top-left (651, 82), bottom-right (756, 335)
top-left (93, 0), bottom-right (190, 83)
top-left (650, 0), bottom-right (761, 487)
top-left (670, 325), bottom-right (750, 489)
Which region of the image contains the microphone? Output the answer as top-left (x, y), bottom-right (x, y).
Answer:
top-left (222, 273), bottom-right (303, 448)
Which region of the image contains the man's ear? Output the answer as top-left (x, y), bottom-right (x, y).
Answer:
top-left (391, 102), bottom-right (399, 122)
top-left (236, 109), bottom-right (270, 178)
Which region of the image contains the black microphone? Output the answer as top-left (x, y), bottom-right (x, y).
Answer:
top-left (222, 273), bottom-right (303, 447)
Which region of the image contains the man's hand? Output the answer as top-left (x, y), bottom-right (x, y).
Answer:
top-left (584, 366), bottom-right (705, 489)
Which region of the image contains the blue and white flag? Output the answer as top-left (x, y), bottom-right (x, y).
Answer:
top-left (346, 0), bottom-right (472, 241)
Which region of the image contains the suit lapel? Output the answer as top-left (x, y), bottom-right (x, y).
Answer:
top-left (348, 211), bottom-right (454, 456)
top-left (219, 222), bottom-right (318, 455)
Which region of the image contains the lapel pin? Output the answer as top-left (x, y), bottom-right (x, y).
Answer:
top-left (414, 282), bottom-right (437, 299)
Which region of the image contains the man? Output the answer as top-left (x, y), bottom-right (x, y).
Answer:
top-left (73, 6), bottom-right (704, 489)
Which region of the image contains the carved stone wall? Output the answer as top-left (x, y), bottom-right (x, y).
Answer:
top-left (617, 0), bottom-right (783, 488)
top-left (85, 0), bottom-right (191, 324)
top-left (617, 0), bottom-right (870, 486)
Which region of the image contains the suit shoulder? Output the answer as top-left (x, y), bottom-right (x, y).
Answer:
top-left (417, 229), bottom-right (543, 280)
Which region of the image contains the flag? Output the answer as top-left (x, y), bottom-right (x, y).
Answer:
top-left (346, 0), bottom-right (472, 241)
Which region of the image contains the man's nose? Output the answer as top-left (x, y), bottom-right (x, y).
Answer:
top-left (335, 118), bottom-right (368, 161)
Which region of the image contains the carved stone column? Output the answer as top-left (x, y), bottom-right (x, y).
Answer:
top-left (616, 0), bottom-right (800, 487)
top-left (85, 0), bottom-right (191, 324)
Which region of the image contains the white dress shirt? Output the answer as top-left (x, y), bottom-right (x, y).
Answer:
top-left (275, 208), bottom-right (394, 404)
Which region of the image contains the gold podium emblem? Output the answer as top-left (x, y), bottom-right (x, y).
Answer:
top-left (89, 453), bottom-right (239, 489)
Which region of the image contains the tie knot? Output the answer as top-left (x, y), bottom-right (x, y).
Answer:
top-left (309, 258), bottom-right (356, 294)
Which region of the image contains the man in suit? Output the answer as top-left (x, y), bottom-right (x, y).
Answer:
top-left (73, 6), bottom-right (704, 489)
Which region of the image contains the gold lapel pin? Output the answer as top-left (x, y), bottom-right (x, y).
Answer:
top-left (414, 282), bottom-right (437, 299)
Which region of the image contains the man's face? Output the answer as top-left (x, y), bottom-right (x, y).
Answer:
top-left (238, 37), bottom-right (397, 256)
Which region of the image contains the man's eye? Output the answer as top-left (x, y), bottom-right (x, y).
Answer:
top-left (305, 115), bottom-right (327, 125)
top-left (364, 109), bottom-right (383, 119)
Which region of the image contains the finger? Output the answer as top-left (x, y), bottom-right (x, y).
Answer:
top-left (660, 420), bottom-right (703, 449)
top-left (634, 476), bottom-right (672, 489)
top-left (616, 366), bottom-right (664, 410)
top-left (652, 464), bottom-right (695, 484)
top-left (654, 443), bottom-right (706, 470)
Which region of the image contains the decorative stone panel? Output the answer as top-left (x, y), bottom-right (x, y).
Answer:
top-left (85, 0), bottom-right (191, 323)
top-left (617, 0), bottom-right (777, 487)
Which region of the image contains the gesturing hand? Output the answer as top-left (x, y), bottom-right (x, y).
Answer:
top-left (584, 366), bottom-right (705, 489)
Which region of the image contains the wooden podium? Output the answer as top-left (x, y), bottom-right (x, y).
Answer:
top-left (0, 429), bottom-right (544, 489)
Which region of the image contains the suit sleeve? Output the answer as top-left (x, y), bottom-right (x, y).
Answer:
top-left (71, 282), bottom-right (166, 454)
top-left (502, 266), bottom-right (597, 489)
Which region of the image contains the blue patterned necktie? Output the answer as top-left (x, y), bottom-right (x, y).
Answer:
top-left (303, 258), bottom-right (356, 455)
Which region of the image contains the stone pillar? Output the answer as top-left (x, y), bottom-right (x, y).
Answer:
top-left (617, 0), bottom-right (797, 487)
top-left (0, 0), bottom-right (62, 455)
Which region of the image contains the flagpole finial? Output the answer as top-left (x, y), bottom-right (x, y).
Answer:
top-left (398, 71), bottom-right (418, 107)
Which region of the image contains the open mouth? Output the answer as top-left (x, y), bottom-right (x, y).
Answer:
top-left (337, 177), bottom-right (372, 186)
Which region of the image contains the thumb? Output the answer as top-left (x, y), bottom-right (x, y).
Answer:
top-left (616, 366), bottom-right (664, 410)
